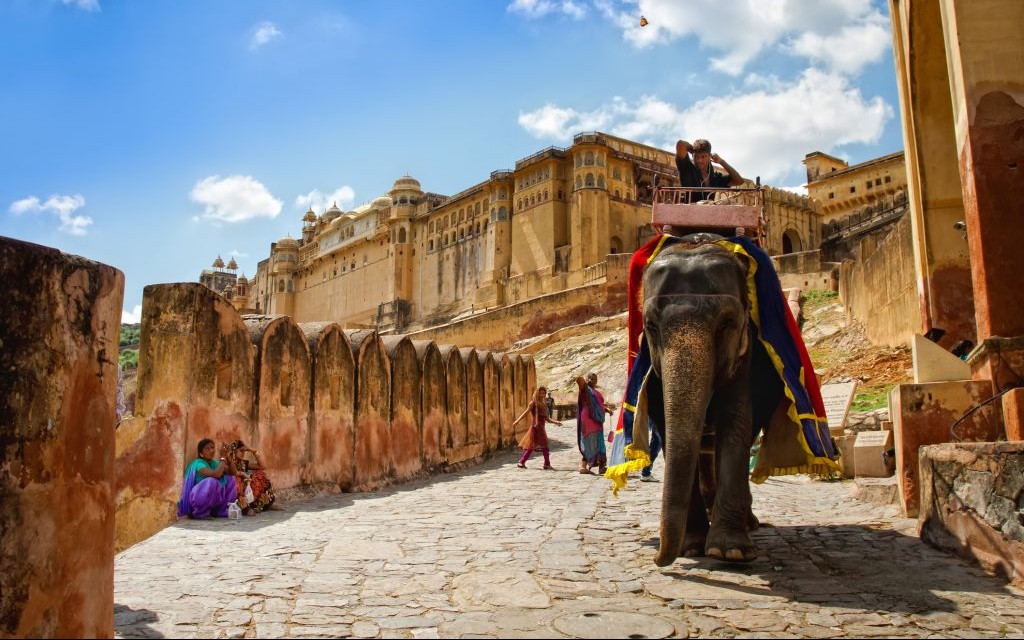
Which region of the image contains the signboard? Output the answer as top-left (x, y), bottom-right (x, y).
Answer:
top-left (820, 382), bottom-right (857, 434)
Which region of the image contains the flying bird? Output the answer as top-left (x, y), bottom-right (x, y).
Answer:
top-left (640, 15), bottom-right (649, 27)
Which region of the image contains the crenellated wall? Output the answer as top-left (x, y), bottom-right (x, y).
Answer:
top-left (114, 282), bottom-right (535, 552)
top-left (1, 236), bottom-right (124, 638)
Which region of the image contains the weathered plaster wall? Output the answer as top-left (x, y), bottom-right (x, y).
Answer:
top-left (347, 330), bottom-right (392, 489)
top-left (441, 345), bottom-right (469, 463)
top-left (919, 442), bottom-right (1024, 584)
top-left (118, 283), bottom-right (258, 551)
top-left (839, 214), bottom-right (921, 347)
top-left (301, 323), bottom-right (355, 489)
top-left (414, 341), bottom-right (446, 470)
top-left (1, 236), bottom-right (123, 638)
top-left (382, 336), bottom-right (422, 480)
top-left (499, 356), bottom-right (516, 448)
top-left (462, 348), bottom-right (485, 460)
top-left (481, 353), bottom-right (500, 452)
top-left (246, 316), bottom-right (312, 490)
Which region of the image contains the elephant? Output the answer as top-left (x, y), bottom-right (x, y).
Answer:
top-left (639, 234), bottom-right (784, 567)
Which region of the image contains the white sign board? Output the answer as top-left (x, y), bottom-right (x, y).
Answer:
top-left (854, 430), bottom-right (892, 448)
top-left (820, 382), bottom-right (858, 434)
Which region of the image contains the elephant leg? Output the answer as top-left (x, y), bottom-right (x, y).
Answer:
top-left (683, 465), bottom-right (709, 556)
top-left (704, 374), bottom-right (758, 562)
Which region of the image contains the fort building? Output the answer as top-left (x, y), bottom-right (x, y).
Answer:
top-left (803, 150), bottom-right (908, 224)
top-left (208, 132), bottom-right (823, 333)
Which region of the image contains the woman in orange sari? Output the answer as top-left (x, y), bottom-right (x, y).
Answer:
top-left (229, 440), bottom-right (282, 514)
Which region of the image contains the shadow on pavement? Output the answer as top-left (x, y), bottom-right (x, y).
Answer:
top-left (114, 603), bottom-right (164, 639)
top-left (646, 523), bottom-right (1015, 615)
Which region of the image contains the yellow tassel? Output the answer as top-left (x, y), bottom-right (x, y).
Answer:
top-left (604, 444), bottom-right (652, 496)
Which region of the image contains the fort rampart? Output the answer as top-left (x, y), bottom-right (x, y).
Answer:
top-left (114, 282), bottom-right (535, 554)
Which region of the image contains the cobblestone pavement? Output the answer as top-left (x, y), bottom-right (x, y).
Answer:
top-left (115, 426), bottom-right (1024, 639)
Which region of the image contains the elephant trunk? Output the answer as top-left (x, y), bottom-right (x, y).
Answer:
top-left (654, 324), bottom-right (715, 567)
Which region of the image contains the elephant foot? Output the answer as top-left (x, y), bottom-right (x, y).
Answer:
top-left (682, 530), bottom-right (707, 557)
top-left (705, 527), bottom-right (758, 563)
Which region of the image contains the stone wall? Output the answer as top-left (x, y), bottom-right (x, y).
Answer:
top-left (115, 283), bottom-right (536, 552)
top-left (1, 237), bottom-right (124, 638)
top-left (839, 213), bottom-right (920, 347)
top-left (919, 442), bottom-right (1024, 585)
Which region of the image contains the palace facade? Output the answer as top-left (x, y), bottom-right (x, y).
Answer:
top-left (213, 132), bottom-right (823, 332)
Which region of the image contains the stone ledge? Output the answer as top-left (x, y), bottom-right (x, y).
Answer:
top-left (852, 476), bottom-right (899, 506)
top-left (918, 442), bottom-right (1024, 585)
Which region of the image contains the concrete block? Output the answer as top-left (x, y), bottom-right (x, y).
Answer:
top-left (912, 334), bottom-right (971, 383)
top-left (854, 429), bottom-right (894, 478)
top-left (890, 381), bottom-right (1003, 518)
top-left (834, 433), bottom-right (857, 478)
top-left (919, 442), bottom-right (1024, 585)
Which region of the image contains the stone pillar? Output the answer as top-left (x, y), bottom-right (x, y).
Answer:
top-left (0, 237), bottom-right (123, 638)
top-left (936, 1), bottom-right (1024, 401)
top-left (889, 0), bottom-right (975, 346)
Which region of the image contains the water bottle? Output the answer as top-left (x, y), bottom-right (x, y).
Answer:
top-left (227, 501), bottom-right (242, 520)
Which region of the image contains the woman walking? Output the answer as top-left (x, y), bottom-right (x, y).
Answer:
top-left (513, 386), bottom-right (562, 469)
top-left (576, 373), bottom-right (614, 474)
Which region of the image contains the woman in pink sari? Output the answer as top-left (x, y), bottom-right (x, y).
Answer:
top-left (576, 373), bottom-right (614, 474)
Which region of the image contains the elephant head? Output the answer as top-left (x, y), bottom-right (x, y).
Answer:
top-left (641, 237), bottom-right (758, 566)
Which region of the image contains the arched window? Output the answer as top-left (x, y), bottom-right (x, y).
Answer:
top-left (597, 175), bottom-right (605, 188)
top-left (287, 280), bottom-right (293, 293)
top-left (498, 206), bottom-right (507, 219)
top-left (575, 155), bottom-right (582, 168)
top-left (459, 228), bottom-right (465, 240)
top-left (475, 222), bottom-right (480, 234)
top-left (459, 209), bottom-right (465, 222)
top-left (597, 153), bottom-right (605, 166)
top-left (585, 151), bottom-right (594, 165)
top-left (443, 215), bottom-right (449, 228)
top-left (530, 195), bottom-right (535, 206)
top-left (444, 233), bottom-right (448, 245)
top-left (610, 236), bottom-right (622, 254)
top-left (615, 189), bottom-right (621, 198)
top-left (558, 189), bottom-right (563, 199)
top-left (429, 239), bottom-right (434, 251)
top-left (585, 173), bottom-right (595, 187)
top-left (575, 176), bottom-right (583, 189)
top-left (278, 280), bottom-right (285, 292)
top-left (484, 219), bottom-right (489, 231)
top-left (626, 191), bottom-right (631, 200)
top-left (398, 227), bottom-right (407, 243)
top-left (613, 167), bottom-right (622, 180)
top-left (544, 190), bottom-right (549, 200)
top-left (475, 202), bottom-right (481, 215)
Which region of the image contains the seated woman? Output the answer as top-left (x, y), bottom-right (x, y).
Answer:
top-left (229, 440), bottom-right (281, 514)
top-left (178, 438), bottom-right (238, 519)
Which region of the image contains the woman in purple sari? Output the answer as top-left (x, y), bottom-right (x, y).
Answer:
top-left (178, 438), bottom-right (238, 519)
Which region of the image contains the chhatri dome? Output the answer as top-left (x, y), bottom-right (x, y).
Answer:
top-left (303, 207), bottom-right (317, 223)
top-left (227, 257), bottom-right (238, 271)
top-left (391, 174), bottom-right (422, 193)
top-left (371, 195), bottom-right (393, 209)
top-left (322, 202), bottom-right (342, 223)
top-left (212, 255), bottom-right (225, 269)
top-left (276, 236), bottom-right (299, 250)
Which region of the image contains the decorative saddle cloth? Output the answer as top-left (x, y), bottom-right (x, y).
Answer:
top-left (605, 234), bottom-right (840, 495)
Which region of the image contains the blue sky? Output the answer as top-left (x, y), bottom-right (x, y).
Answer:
top-left (0, 0), bottom-right (902, 322)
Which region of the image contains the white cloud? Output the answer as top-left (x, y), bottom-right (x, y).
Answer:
top-left (9, 193), bottom-right (94, 236)
top-left (122, 304), bottom-right (142, 324)
top-left (517, 68), bottom-right (893, 184)
top-left (229, 249), bottom-right (249, 258)
top-left (190, 175), bottom-right (282, 223)
top-left (787, 13), bottom-right (891, 75)
top-left (295, 186), bottom-right (356, 213)
top-left (576, 0), bottom-right (888, 76)
top-left (508, 0), bottom-right (587, 19)
top-left (60, 0), bottom-right (100, 11)
top-left (251, 21), bottom-right (282, 49)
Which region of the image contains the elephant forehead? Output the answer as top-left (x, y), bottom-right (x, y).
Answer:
top-left (643, 247), bottom-right (747, 298)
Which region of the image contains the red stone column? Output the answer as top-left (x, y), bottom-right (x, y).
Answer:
top-left (0, 236), bottom-right (123, 638)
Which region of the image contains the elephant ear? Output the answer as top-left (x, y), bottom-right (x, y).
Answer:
top-left (737, 312), bottom-right (751, 359)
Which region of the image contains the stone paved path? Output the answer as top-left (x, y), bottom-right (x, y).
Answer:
top-left (115, 426), bottom-right (1024, 639)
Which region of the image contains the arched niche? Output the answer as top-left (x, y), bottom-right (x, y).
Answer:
top-left (382, 335), bottom-right (422, 480)
top-left (461, 347), bottom-right (485, 458)
top-left (499, 354), bottom-right (516, 448)
top-left (299, 322), bottom-right (355, 490)
top-left (479, 351), bottom-right (501, 452)
top-left (438, 344), bottom-right (467, 462)
top-left (345, 329), bottom-right (392, 488)
top-left (244, 315), bottom-right (312, 490)
top-left (513, 354), bottom-right (529, 441)
top-left (413, 340), bottom-right (446, 469)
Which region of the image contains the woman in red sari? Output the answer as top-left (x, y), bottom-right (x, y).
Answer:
top-left (229, 440), bottom-right (282, 514)
top-left (513, 386), bottom-right (563, 469)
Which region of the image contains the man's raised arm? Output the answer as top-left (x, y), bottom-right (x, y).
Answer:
top-left (711, 153), bottom-right (745, 186)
